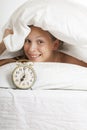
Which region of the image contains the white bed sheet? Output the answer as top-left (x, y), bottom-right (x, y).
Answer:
top-left (0, 89), bottom-right (87, 130)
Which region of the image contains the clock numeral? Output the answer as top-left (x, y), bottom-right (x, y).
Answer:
top-left (27, 82), bottom-right (29, 85)
top-left (30, 79), bottom-right (32, 82)
top-left (23, 82), bottom-right (25, 86)
top-left (16, 71), bottom-right (19, 74)
top-left (15, 79), bottom-right (19, 82)
top-left (14, 75), bottom-right (17, 78)
top-left (19, 68), bottom-right (22, 71)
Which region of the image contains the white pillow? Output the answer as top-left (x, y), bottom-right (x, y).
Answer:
top-left (0, 62), bottom-right (87, 90)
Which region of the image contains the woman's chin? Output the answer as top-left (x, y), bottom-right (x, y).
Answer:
top-left (29, 58), bottom-right (42, 62)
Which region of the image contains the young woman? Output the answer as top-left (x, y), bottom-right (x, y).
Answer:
top-left (0, 26), bottom-right (87, 67)
top-left (23, 26), bottom-right (87, 67)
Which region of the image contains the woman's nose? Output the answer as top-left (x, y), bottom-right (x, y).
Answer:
top-left (29, 43), bottom-right (37, 52)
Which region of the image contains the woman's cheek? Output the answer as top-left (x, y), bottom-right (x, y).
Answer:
top-left (24, 44), bottom-right (29, 51)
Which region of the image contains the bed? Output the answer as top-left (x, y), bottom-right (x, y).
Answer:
top-left (0, 0), bottom-right (87, 130)
top-left (0, 62), bottom-right (87, 130)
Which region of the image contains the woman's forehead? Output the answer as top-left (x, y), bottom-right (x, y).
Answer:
top-left (28, 26), bottom-right (56, 41)
top-left (29, 26), bottom-right (52, 38)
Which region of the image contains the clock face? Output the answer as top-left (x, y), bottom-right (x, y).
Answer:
top-left (12, 65), bottom-right (36, 89)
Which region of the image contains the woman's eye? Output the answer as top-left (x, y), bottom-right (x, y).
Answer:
top-left (25, 39), bottom-right (31, 43)
top-left (37, 40), bottom-right (44, 44)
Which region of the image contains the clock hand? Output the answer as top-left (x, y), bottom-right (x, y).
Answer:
top-left (20, 75), bottom-right (25, 82)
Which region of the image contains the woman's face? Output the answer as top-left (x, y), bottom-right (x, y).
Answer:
top-left (24, 26), bottom-right (59, 62)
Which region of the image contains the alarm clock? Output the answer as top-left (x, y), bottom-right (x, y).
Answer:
top-left (12, 62), bottom-right (36, 89)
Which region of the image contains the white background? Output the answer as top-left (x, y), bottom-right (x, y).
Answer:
top-left (0, 0), bottom-right (27, 31)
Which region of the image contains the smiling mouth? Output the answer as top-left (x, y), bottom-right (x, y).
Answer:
top-left (29, 54), bottom-right (41, 60)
